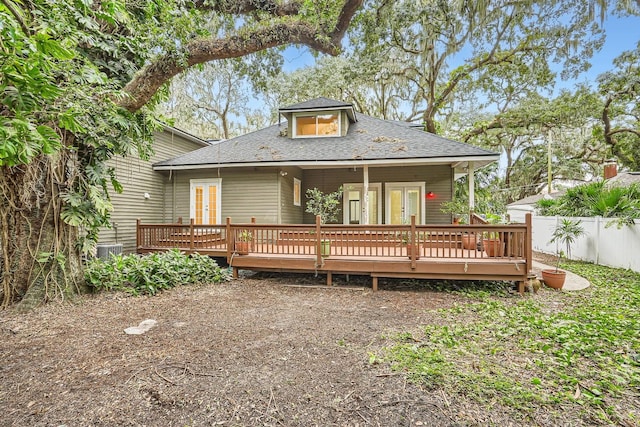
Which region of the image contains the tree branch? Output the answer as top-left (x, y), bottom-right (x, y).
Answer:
top-left (1, 0), bottom-right (32, 36)
top-left (119, 0), bottom-right (362, 112)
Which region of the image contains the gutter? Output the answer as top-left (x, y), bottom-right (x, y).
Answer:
top-left (152, 155), bottom-right (500, 172)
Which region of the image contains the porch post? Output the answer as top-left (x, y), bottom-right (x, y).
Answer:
top-left (363, 165), bottom-right (370, 225)
top-left (468, 162), bottom-right (475, 214)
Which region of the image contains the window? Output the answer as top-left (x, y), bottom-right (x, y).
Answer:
top-left (293, 178), bottom-right (301, 206)
top-left (294, 113), bottom-right (339, 137)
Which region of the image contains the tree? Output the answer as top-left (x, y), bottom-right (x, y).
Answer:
top-left (0, 0), bottom-right (363, 308)
top-left (160, 60), bottom-right (263, 140)
top-left (462, 87), bottom-right (607, 203)
top-left (263, 55), bottom-right (410, 121)
top-left (355, 0), bottom-right (606, 134)
top-left (596, 41), bottom-right (640, 170)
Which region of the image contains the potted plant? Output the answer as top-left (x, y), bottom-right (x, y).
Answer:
top-left (439, 200), bottom-right (468, 225)
top-left (234, 229), bottom-right (253, 255)
top-left (396, 228), bottom-right (421, 260)
top-left (541, 218), bottom-right (585, 289)
top-left (305, 186), bottom-right (343, 257)
top-left (481, 214), bottom-right (505, 257)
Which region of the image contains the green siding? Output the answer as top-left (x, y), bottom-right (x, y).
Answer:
top-left (302, 165), bottom-right (453, 224)
top-left (163, 168), bottom-right (280, 224)
top-left (279, 166), bottom-right (304, 223)
top-left (98, 129), bottom-right (205, 253)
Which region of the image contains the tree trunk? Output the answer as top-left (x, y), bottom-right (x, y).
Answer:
top-left (0, 153), bottom-right (86, 309)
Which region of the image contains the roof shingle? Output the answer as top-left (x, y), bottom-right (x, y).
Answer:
top-left (154, 112), bottom-right (497, 168)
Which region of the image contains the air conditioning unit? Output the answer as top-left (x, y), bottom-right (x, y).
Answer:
top-left (96, 243), bottom-right (123, 259)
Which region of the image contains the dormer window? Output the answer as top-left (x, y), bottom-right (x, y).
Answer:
top-left (293, 112), bottom-right (340, 137)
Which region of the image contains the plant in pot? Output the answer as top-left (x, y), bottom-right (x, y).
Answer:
top-left (439, 200), bottom-right (468, 225)
top-left (440, 200), bottom-right (476, 249)
top-left (541, 218), bottom-right (585, 289)
top-left (234, 229), bottom-right (253, 255)
top-left (396, 229), bottom-right (421, 260)
top-left (482, 214), bottom-right (505, 257)
top-left (305, 186), bottom-right (343, 257)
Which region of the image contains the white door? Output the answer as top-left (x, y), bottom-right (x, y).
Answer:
top-left (190, 179), bottom-right (221, 225)
top-left (343, 183), bottom-right (381, 224)
top-left (385, 183), bottom-right (425, 224)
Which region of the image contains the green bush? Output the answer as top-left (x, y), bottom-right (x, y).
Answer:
top-left (85, 249), bottom-right (230, 296)
top-left (536, 181), bottom-right (640, 226)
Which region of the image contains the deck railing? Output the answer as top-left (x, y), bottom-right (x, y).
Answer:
top-left (137, 215), bottom-right (532, 267)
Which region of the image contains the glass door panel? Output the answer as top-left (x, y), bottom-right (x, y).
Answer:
top-left (407, 188), bottom-right (420, 220)
top-left (389, 189), bottom-right (403, 224)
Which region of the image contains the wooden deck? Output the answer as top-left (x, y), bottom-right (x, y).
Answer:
top-left (137, 215), bottom-right (533, 293)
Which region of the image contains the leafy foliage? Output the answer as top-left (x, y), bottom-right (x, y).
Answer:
top-left (0, 0), bottom-right (362, 306)
top-left (381, 261), bottom-right (640, 424)
top-left (536, 181), bottom-right (640, 226)
top-left (549, 218), bottom-right (585, 270)
top-left (305, 186), bottom-right (343, 224)
top-left (84, 249), bottom-right (230, 296)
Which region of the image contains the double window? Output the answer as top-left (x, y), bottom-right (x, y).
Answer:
top-left (293, 112), bottom-right (340, 137)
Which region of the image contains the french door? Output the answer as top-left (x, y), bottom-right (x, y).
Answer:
top-left (385, 182), bottom-right (425, 224)
top-left (190, 179), bottom-right (221, 225)
top-left (342, 183), bottom-right (381, 224)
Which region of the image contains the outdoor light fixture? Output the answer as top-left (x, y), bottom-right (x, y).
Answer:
top-left (426, 191), bottom-right (435, 199)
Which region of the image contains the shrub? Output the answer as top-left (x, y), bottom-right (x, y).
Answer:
top-left (85, 249), bottom-right (230, 296)
top-left (535, 181), bottom-right (640, 226)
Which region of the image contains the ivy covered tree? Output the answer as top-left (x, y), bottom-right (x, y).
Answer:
top-left (0, 0), bottom-right (362, 308)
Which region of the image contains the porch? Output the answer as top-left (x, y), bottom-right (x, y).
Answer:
top-left (136, 214), bottom-right (533, 293)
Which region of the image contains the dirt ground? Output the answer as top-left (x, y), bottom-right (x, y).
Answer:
top-left (1, 257), bottom-right (558, 427)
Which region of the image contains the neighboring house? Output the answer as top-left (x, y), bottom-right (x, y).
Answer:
top-left (152, 98), bottom-right (499, 227)
top-left (98, 124), bottom-right (209, 253)
top-left (506, 191), bottom-right (565, 223)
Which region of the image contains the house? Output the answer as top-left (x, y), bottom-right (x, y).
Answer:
top-left (506, 191), bottom-right (565, 223)
top-left (97, 124), bottom-right (209, 253)
top-left (152, 98), bottom-right (499, 226)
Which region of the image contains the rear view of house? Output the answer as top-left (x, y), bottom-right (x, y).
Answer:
top-left (153, 97), bottom-right (499, 226)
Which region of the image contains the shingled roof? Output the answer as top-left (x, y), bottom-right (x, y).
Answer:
top-left (154, 110), bottom-right (498, 170)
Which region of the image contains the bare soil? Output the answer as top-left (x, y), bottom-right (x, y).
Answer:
top-left (0, 255), bottom-right (562, 426)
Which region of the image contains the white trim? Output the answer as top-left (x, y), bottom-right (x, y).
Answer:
top-left (189, 178), bottom-right (222, 224)
top-left (468, 161), bottom-right (475, 211)
top-left (153, 155), bottom-right (500, 171)
top-left (384, 182), bottom-right (426, 224)
top-left (293, 178), bottom-right (301, 206)
top-left (342, 182), bottom-right (382, 224)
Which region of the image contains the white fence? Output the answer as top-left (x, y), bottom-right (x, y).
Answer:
top-left (532, 216), bottom-right (640, 272)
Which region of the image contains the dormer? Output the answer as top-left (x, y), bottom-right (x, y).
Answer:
top-left (278, 97), bottom-right (357, 139)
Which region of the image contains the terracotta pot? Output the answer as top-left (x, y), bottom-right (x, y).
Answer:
top-left (482, 238), bottom-right (505, 257)
top-left (235, 241), bottom-right (250, 255)
top-left (541, 269), bottom-right (566, 289)
top-left (407, 244), bottom-right (421, 260)
top-left (461, 233), bottom-right (477, 250)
